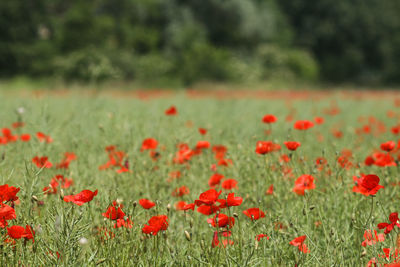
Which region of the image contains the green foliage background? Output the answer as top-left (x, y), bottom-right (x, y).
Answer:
top-left (1, 0), bottom-right (399, 85)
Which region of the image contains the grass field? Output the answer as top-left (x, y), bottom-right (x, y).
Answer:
top-left (1, 89), bottom-right (400, 266)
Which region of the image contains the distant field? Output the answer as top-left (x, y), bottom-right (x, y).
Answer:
top-left (0, 90), bottom-right (400, 266)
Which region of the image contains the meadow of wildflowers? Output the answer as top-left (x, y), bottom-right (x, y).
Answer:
top-left (1, 90), bottom-right (400, 266)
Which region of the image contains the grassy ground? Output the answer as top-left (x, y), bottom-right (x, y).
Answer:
top-left (0, 90), bottom-right (399, 266)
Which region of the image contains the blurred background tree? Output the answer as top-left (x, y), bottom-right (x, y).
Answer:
top-left (0, 0), bottom-right (399, 86)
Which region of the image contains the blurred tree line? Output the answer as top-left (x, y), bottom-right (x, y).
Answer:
top-left (0, 0), bottom-right (399, 85)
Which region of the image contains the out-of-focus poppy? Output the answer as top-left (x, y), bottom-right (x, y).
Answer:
top-left (293, 175), bottom-right (315, 196)
top-left (243, 208), bottom-right (265, 221)
top-left (165, 106), bottom-right (177, 116)
top-left (262, 114), bottom-right (277, 124)
top-left (139, 199), bottom-right (156, 209)
top-left (63, 189), bottom-right (98, 206)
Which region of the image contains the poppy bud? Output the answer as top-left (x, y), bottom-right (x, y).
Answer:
top-left (233, 213), bottom-right (238, 218)
top-left (302, 208), bottom-right (306, 216)
top-left (133, 201), bottom-right (137, 208)
top-left (309, 205), bottom-right (315, 211)
top-left (189, 218), bottom-right (194, 228)
top-left (31, 195), bottom-right (39, 202)
top-left (79, 237), bottom-right (88, 245)
top-left (184, 230), bottom-right (191, 241)
top-left (167, 203), bottom-right (171, 212)
top-left (200, 239), bottom-right (205, 250)
top-left (330, 228), bottom-right (335, 236)
top-left (60, 189), bottom-right (64, 200)
top-left (16, 107), bottom-right (25, 114)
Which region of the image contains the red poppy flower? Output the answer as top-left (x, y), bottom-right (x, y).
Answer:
top-left (12, 122), bottom-right (25, 128)
top-left (0, 204), bottom-right (16, 228)
top-left (20, 134), bottom-right (31, 142)
top-left (378, 212), bottom-right (400, 234)
top-left (226, 193), bottom-right (243, 207)
top-left (141, 138), bottom-right (158, 151)
top-left (221, 179), bottom-right (238, 190)
top-left (217, 158), bottom-right (233, 166)
top-left (255, 141), bottom-right (281, 155)
top-left (361, 230), bottom-right (385, 247)
top-left (364, 156), bottom-right (375, 166)
top-left (381, 141), bottom-right (396, 152)
top-left (2, 128), bottom-right (18, 143)
top-left (211, 231), bottom-right (234, 248)
top-left (372, 152), bottom-right (396, 167)
top-left (114, 218), bottom-right (133, 229)
top-left (212, 145), bottom-right (227, 160)
top-left (171, 186), bottom-right (190, 197)
top-left (289, 235), bottom-right (309, 253)
top-left (56, 152), bottom-right (77, 169)
top-left (294, 120), bottom-right (314, 130)
top-left (175, 201), bottom-right (188, 210)
top-left (207, 213), bottom-right (235, 228)
top-left (99, 146), bottom-right (128, 171)
top-left (36, 132), bottom-right (53, 143)
top-left (102, 201), bottom-right (125, 220)
top-left (142, 215), bottom-right (169, 235)
top-left (208, 173), bottom-right (225, 187)
top-left (197, 205), bottom-right (220, 215)
top-left (314, 117), bottom-right (324, 125)
top-left (262, 114), bottom-right (277, 124)
top-left (182, 203), bottom-right (195, 211)
top-left (284, 141), bottom-right (301, 151)
top-left (7, 225), bottom-right (35, 242)
top-left (165, 106), bottom-right (177, 116)
top-left (196, 141), bottom-right (210, 150)
top-left (32, 156), bottom-right (53, 168)
top-left (352, 174), bottom-right (384, 196)
top-left (265, 184), bottom-right (274, 195)
top-left (0, 184), bottom-right (20, 203)
top-left (256, 234), bottom-right (270, 241)
top-left (139, 199), bottom-right (156, 209)
top-left (63, 189), bottom-right (98, 206)
top-left (293, 175), bottom-right (315, 195)
top-left (173, 143), bottom-right (194, 164)
top-left (279, 154), bottom-right (290, 163)
top-left (380, 247), bottom-right (400, 262)
top-left (43, 175), bottom-right (73, 195)
top-left (198, 128), bottom-right (207, 135)
top-left (195, 189), bottom-right (222, 206)
top-left (391, 125), bottom-right (400, 135)
top-left (7, 225), bottom-right (25, 239)
top-left (243, 208), bottom-right (265, 221)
